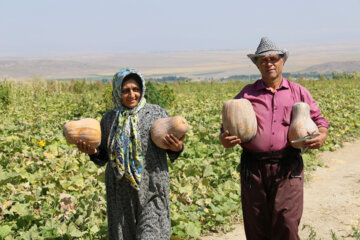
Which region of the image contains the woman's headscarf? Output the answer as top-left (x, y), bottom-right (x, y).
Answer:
top-left (109, 68), bottom-right (146, 190)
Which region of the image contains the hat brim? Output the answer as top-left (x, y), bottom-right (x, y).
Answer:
top-left (247, 49), bottom-right (288, 64)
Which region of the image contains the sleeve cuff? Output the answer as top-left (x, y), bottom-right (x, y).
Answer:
top-left (167, 145), bottom-right (184, 154)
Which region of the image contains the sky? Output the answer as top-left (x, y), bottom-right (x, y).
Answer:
top-left (1, 0), bottom-right (360, 56)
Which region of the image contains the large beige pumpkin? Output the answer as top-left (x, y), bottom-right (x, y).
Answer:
top-left (150, 116), bottom-right (189, 149)
top-left (288, 102), bottom-right (318, 149)
top-left (222, 99), bottom-right (257, 143)
top-left (63, 118), bottom-right (101, 148)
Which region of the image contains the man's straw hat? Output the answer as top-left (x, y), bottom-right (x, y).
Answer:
top-left (247, 37), bottom-right (289, 64)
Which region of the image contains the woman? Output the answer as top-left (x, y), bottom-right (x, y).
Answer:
top-left (76, 68), bottom-right (185, 240)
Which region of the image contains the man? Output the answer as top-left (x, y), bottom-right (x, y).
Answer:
top-left (220, 37), bottom-right (329, 240)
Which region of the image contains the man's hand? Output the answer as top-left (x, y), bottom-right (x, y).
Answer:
top-left (304, 127), bottom-right (328, 149)
top-left (220, 130), bottom-right (241, 148)
top-left (162, 134), bottom-right (185, 152)
top-left (76, 140), bottom-right (98, 155)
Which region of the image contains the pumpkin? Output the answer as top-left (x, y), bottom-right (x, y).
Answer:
top-left (63, 118), bottom-right (101, 148)
top-left (150, 116), bottom-right (189, 149)
top-left (222, 98), bottom-right (257, 143)
top-left (288, 102), bottom-right (318, 149)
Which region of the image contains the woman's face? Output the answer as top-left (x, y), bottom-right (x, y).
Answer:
top-left (121, 79), bottom-right (141, 109)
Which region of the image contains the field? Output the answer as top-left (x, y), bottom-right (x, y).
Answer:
top-left (0, 76), bottom-right (359, 239)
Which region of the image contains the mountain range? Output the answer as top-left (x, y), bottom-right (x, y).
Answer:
top-left (1, 43), bottom-right (359, 80)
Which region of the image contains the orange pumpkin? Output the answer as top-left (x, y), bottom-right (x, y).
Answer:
top-left (63, 118), bottom-right (101, 148)
top-left (288, 102), bottom-right (318, 149)
top-left (222, 99), bottom-right (257, 143)
top-left (150, 116), bottom-right (189, 149)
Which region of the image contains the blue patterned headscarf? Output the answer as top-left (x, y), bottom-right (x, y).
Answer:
top-left (109, 68), bottom-right (146, 190)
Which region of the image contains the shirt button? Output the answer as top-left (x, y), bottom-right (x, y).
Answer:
top-left (270, 144), bottom-right (273, 148)
top-left (272, 132), bottom-right (275, 135)
top-left (273, 120), bottom-right (276, 123)
top-left (274, 107), bottom-right (277, 110)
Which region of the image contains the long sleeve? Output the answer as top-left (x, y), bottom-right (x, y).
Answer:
top-left (300, 87), bottom-right (329, 128)
top-left (167, 146), bottom-right (184, 163)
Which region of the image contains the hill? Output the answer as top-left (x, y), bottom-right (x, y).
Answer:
top-left (1, 43), bottom-right (360, 80)
top-left (298, 61), bottom-right (360, 74)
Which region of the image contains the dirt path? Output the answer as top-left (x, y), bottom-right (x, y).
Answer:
top-left (201, 140), bottom-right (360, 240)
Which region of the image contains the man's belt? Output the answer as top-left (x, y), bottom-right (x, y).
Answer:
top-left (243, 146), bottom-right (300, 161)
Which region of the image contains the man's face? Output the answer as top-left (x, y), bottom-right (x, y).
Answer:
top-left (255, 54), bottom-right (284, 80)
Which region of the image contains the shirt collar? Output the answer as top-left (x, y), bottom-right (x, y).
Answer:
top-left (255, 78), bottom-right (290, 90)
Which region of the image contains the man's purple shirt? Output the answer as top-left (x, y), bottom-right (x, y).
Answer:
top-left (234, 78), bottom-right (329, 152)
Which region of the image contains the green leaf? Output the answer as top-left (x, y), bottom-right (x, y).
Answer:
top-left (18, 225), bottom-right (41, 240)
top-left (70, 175), bottom-right (85, 188)
top-left (178, 184), bottom-right (192, 194)
top-left (57, 222), bottom-right (67, 235)
top-left (68, 223), bottom-right (84, 237)
top-left (0, 171), bottom-right (21, 185)
top-left (185, 222), bottom-right (200, 239)
top-left (10, 203), bottom-right (30, 216)
top-left (203, 165), bottom-right (214, 177)
top-left (215, 214), bottom-right (225, 222)
top-left (213, 194), bottom-right (223, 202)
top-left (0, 225), bottom-right (12, 238)
top-left (90, 224), bottom-right (100, 234)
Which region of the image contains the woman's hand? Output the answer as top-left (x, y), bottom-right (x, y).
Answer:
top-left (304, 127), bottom-right (328, 149)
top-left (76, 140), bottom-right (98, 155)
top-left (220, 130), bottom-right (241, 148)
top-left (162, 134), bottom-right (186, 152)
